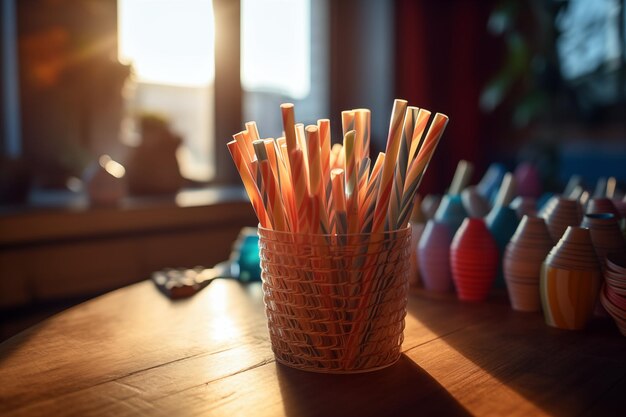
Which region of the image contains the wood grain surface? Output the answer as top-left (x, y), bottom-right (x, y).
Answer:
top-left (1, 280), bottom-right (624, 417)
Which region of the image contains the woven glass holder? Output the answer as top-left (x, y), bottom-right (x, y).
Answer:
top-left (258, 225), bottom-right (411, 373)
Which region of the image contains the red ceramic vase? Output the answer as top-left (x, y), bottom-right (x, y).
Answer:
top-left (450, 218), bottom-right (499, 302)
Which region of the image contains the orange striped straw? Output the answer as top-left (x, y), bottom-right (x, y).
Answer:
top-left (396, 113), bottom-right (449, 229)
top-left (317, 119), bottom-right (332, 203)
top-left (295, 123), bottom-right (306, 149)
top-left (279, 142), bottom-right (291, 173)
top-left (242, 130), bottom-right (256, 164)
top-left (331, 168), bottom-right (347, 236)
top-left (254, 140), bottom-right (289, 231)
top-left (264, 138), bottom-right (295, 231)
top-left (252, 141), bottom-right (271, 224)
top-left (252, 159), bottom-right (264, 196)
top-left (330, 143), bottom-right (343, 170)
top-left (336, 144), bottom-right (345, 170)
top-left (388, 106), bottom-right (419, 230)
top-left (261, 158), bottom-right (289, 231)
top-left (343, 130), bottom-right (359, 234)
top-left (245, 121), bottom-right (260, 140)
top-left (237, 130), bottom-right (263, 194)
top-left (341, 110), bottom-right (355, 139)
top-left (295, 123), bottom-right (310, 178)
top-left (407, 108), bottom-right (432, 165)
top-left (233, 136), bottom-right (263, 201)
top-left (281, 103), bottom-right (298, 155)
top-left (327, 183), bottom-right (336, 234)
top-left (359, 152), bottom-right (385, 232)
top-left (372, 99), bottom-right (408, 234)
top-left (266, 139), bottom-right (290, 191)
top-left (263, 138), bottom-right (279, 181)
top-left (277, 142), bottom-right (297, 228)
top-left (354, 108), bottom-right (371, 163)
top-left (227, 141), bottom-right (270, 228)
top-left (306, 125), bottom-right (330, 234)
top-left (233, 131), bottom-right (254, 176)
top-left (281, 103), bottom-right (309, 230)
top-left (354, 108), bottom-right (370, 207)
top-left (276, 136), bottom-right (287, 151)
top-left (356, 156), bottom-right (371, 227)
top-left (249, 159), bottom-right (259, 185)
top-left (290, 148), bottom-right (310, 233)
top-left (276, 137), bottom-right (290, 173)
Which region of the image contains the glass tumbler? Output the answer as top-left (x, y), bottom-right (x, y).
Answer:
top-left (257, 225), bottom-right (411, 373)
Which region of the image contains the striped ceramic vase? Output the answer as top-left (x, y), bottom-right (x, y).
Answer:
top-left (540, 227), bottom-right (602, 330)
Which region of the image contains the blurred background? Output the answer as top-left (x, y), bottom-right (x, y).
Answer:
top-left (1, 0), bottom-right (625, 339)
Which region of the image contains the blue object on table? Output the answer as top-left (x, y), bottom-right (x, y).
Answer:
top-left (234, 228), bottom-right (261, 282)
top-left (485, 204), bottom-right (520, 288)
top-left (434, 194), bottom-right (467, 233)
top-left (476, 163), bottom-right (507, 205)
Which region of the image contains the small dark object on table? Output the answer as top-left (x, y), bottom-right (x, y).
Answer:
top-left (151, 261), bottom-right (233, 299)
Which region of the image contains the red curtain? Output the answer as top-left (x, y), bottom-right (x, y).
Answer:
top-left (395, 0), bottom-right (501, 194)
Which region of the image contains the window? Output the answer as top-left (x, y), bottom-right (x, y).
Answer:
top-left (118, 0), bottom-right (216, 181)
top-left (241, 0), bottom-right (310, 99)
top-left (2, 0), bottom-right (328, 196)
top-left (241, 0), bottom-right (328, 138)
top-left (118, 0), bottom-right (326, 181)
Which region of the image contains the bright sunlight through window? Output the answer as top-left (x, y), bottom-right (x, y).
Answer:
top-left (118, 0), bottom-right (215, 86)
top-left (118, 0), bottom-right (215, 181)
top-left (241, 0), bottom-right (311, 99)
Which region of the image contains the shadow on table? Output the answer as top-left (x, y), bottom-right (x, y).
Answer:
top-left (275, 353), bottom-right (471, 417)
top-left (405, 291), bottom-right (626, 416)
top-left (0, 320), bottom-right (47, 365)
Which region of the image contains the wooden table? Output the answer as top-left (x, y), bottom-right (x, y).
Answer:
top-left (1, 279), bottom-right (625, 417)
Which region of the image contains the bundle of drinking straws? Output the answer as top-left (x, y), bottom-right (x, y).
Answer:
top-left (228, 99), bottom-right (449, 370)
top-left (227, 99), bottom-right (449, 237)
